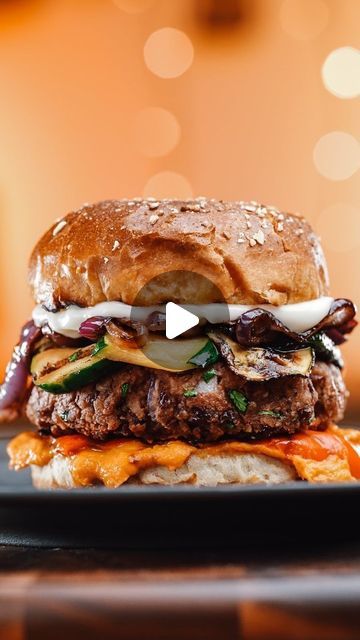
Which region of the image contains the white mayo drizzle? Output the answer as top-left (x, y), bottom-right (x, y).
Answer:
top-left (32, 297), bottom-right (334, 339)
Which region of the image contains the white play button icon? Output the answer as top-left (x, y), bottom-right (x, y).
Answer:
top-left (165, 302), bottom-right (199, 340)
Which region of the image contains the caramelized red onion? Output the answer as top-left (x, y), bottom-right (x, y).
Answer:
top-left (306, 298), bottom-right (358, 345)
top-left (0, 320), bottom-right (41, 417)
top-left (106, 320), bottom-right (148, 348)
top-left (235, 308), bottom-right (300, 347)
top-left (79, 316), bottom-right (108, 341)
top-left (234, 299), bottom-right (357, 348)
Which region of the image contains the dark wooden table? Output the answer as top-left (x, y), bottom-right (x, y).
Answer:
top-left (0, 542), bottom-right (360, 640)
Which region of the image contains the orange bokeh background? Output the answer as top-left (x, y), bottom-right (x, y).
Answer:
top-left (0, 0), bottom-right (359, 415)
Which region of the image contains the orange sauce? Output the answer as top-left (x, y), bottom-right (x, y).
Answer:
top-left (259, 430), bottom-right (347, 462)
top-left (7, 426), bottom-right (360, 487)
top-left (328, 425), bottom-right (360, 480)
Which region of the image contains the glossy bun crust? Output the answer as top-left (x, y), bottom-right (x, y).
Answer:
top-left (29, 198), bottom-right (329, 310)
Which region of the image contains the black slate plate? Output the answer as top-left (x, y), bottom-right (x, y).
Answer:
top-left (1, 425), bottom-right (360, 549)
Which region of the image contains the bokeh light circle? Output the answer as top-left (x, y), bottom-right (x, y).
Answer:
top-left (143, 171), bottom-right (193, 199)
top-left (134, 107), bottom-right (181, 157)
top-left (316, 203), bottom-right (360, 252)
top-left (313, 132), bottom-right (360, 180)
top-left (322, 47), bottom-right (360, 99)
top-left (280, 0), bottom-right (328, 40)
top-left (144, 28), bottom-right (194, 79)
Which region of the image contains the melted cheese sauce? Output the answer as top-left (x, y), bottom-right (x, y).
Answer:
top-left (32, 297), bottom-right (334, 338)
top-left (8, 426), bottom-right (360, 487)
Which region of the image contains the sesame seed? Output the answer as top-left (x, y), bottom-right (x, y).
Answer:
top-left (277, 222), bottom-right (284, 232)
top-left (246, 220), bottom-right (252, 229)
top-left (249, 238), bottom-right (257, 247)
top-left (147, 197), bottom-right (156, 202)
top-left (244, 204), bottom-right (257, 213)
top-left (149, 214), bottom-right (159, 225)
top-left (237, 238), bottom-right (245, 244)
top-left (114, 208), bottom-right (122, 213)
top-left (104, 257), bottom-right (109, 264)
top-left (149, 202), bottom-right (159, 210)
top-left (193, 204), bottom-right (201, 212)
top-left (112, 240), bottom-right (120, 251)
top-left (295, 228), bottom-right (304, 236)
top-left (261, 220), bottom-right (268, 228)
top-left (244, 212), bottom-right (250, 219)
top-left (223, 230), bottom-right (232, 239)
top-left (253, 230), bottom-right (265, 245)
top-left (52, 220), bottom-right (67, 236)
top-left (277, 213), bottom-right (284, 221)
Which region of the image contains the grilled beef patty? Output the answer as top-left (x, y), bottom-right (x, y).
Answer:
top-left (26, 361), bottom-right (347, 443)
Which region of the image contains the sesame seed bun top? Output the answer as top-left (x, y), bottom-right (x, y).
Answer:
top-left (28, 198), bottom-right (329, 310)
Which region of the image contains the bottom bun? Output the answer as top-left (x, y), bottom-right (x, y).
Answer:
top-left (31, 452), bottom-right (297, 489)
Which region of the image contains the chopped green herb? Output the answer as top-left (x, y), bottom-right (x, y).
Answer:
top-left (229, 389), bottom-right (248, 413)
top-left (225, 421), bottom-right (235, 430)
top-left (68, 350), bottom-right (80, 362)
top-left (202, 369), bottom-right (217, 383)
top-left (188, 340), bottom-right (218, 368)
top-left (183, 389), bottom-right (198, 398)
top-left (258, 410), bottom-right (283, 419)
top-left (121, 383), bottom-right (129, 399)
top-left (92, 336), bottom-right (106, 357)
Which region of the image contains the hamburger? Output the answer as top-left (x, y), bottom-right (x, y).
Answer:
top-left (2, 197), bottom-right (360, 488)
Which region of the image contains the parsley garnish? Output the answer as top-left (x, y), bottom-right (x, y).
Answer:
top-left (68, 350), bottom-right (80, 362)
top-left (229, 390), bottom-right (248, 413)
top-left (121, 383), bottom-right (129, 399)
top-left (183, 389), bottom-right (198, 398)
top-left (258, 410), bottom-right (283, 419)
top-left (202, 369), bottom-right (216, 383)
